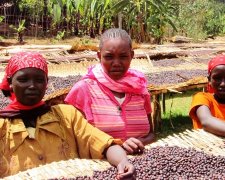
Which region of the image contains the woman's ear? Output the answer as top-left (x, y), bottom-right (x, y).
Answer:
top-left (131, 50), bottom-right (134, 59)
top-left (7, 77), bottom-right (12, 84)
top-left (97, 51), bottom-right (101, 61)
top-left (207, 75), bottom-right (211, 82)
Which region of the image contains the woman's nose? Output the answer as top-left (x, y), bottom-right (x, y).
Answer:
top-left (28, 80), bottom-right (35, 88)
top-left (220, 79), bottom-right (225, 86)
top-left (113, 58), bottom-right (121, 65)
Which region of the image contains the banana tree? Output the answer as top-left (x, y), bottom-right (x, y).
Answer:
top-left (112, 0), bottom-right (178, 43)
top-left (51, 0), bottom-right (75, 35)
top-left (10, 19), bottom-right (26, 43)
top-left (112, 0), bottom-right (150, 42)
top-left (89, 0), bottom-right (111, 37)
top-left (74, 0), bottom-right (111, 37)
top-left (147, 0), bottom-right (178, 43)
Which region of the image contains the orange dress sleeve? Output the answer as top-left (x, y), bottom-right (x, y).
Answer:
top-left (189, 92), bottom-right (225, 129)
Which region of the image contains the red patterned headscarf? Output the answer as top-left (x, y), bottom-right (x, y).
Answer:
top-left (207, 54), bottom-right (225, 93)
top-left (0, 52), bottom-right (48, 110)
top-left (0, 51), bottom-right (48, 91)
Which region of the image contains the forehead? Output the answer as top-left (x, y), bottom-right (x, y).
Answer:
top-left (211, 65), bottom-right (225, 74)
top-left (13, 67), bottom-right (46, 77)
top-left (101, 38), bottom-right (131, 50)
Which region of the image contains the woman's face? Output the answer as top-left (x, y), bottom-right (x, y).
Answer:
top-left (209, 65), bottom-right (225, 99)
top-left (11, 67), bottom-right (48, 106)
top-left (97, 38), bottom-right (134, 80)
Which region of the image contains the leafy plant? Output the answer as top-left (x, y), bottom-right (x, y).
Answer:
top-left (55, 30), bottom-right (65, 40)
top-left (175, 0), bottom-right (225, 41)
top-left (112, 0), bottom-right (179, 43)
top-left (10, 19), bottom-right (26, 43)
top-left (0, 16), bottom-right (4, 42)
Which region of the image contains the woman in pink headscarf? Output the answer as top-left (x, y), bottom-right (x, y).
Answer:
top-left (0, 52), bottom-right (135, 179)
top-left (189, 54), bottom-right (225, 136)
top-left (65, 28), bottom-right (155, 154)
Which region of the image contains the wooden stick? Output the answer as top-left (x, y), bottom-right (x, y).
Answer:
top-left (167, 88), bottom-right (182, 94)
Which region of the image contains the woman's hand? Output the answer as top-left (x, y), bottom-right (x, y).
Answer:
top-left (116, 158), bottom-right (136, 180)
top-left (122, 138), bottom-right (144, 154)
top-left (106, 145), bottom-right (136, 179)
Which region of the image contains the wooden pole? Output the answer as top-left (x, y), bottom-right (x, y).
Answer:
top-left (152, 94), bottom-right (162, 132)
top-left (162, 93), bottom-right (166, 114)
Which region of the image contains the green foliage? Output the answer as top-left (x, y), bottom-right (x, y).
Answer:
top-left (55, 30), bottom-right (65, 40)
top-left (175, 0), bottom-right (225, 41)
top-left (4, 0), bottom-right (225, 43)
top-left (53, 3), bottom-right (61, 24)
top-left (156, 91), bottom-right (195, 138)
top-left (19, 0), bottom-right (44, 14)
top-left (112, 0), bottom-right (179, 43)
top-left (203, 1), bottom-right (225, 36)
top-left (0, 16), bottom-right (4, 41)
top-left (0, 16), bottom-right (4, 22)
top-left (10, 20), bottom-right (26, 43)
top-left (10, 19), bottom-right (26, 34)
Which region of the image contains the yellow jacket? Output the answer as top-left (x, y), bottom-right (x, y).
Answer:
top-left (0, 104), bottom-right (114, 177)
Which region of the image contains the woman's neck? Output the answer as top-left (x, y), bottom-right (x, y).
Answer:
top-left (214, 94), bottom-right (225, 104)
top-left (111, 91), bottom-right (125, 98)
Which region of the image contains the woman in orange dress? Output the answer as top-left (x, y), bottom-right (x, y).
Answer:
top-left (189, 54), bottom-right (225, 136)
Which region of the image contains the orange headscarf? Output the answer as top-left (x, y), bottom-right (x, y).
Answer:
top-left (207, 54), bottom-right (225, 93)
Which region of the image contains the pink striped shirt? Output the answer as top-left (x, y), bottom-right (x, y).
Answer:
top-left (65, 79), bottom-right (151, 141)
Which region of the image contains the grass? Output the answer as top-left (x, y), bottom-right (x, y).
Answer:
top-left (155, 89), bottom-right (201, 139)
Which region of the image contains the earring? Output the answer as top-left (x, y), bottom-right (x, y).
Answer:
top-left (9, 85), bottom-right (13, 92)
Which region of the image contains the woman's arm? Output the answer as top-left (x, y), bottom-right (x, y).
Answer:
top-left (196, 105), bottom-right (225, 136)
top-left (106, 145), bottom-right (135, 180)
top-left (122, 114), bottom-right (155, 154)
top-left (138, 114), bottom-right (155, 145)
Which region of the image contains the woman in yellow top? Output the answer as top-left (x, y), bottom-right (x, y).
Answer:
top-left (0, 52), bottom-right (135, 179)
top-left (189, 54), bottom-right (225, 136)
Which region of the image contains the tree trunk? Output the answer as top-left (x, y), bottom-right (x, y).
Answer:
top-left (43, 0), bottom-right (48, 36)
top-left (90, 22), bottom-right (95, 38)
top-left (74, 12), bottom-right (80, 36)
top-left (118, 13), bottom-right (123, 29)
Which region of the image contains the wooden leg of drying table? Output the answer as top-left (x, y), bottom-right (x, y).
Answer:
top-left (162, 93), bottom-right (166, 114)
top-left (152, 94), bottom-right (162, 132)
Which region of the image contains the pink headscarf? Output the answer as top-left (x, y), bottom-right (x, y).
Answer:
top-left (207, 54), bottom-right (225, 93)
top-left (0, 51), bottom-right (48, 110)
top-left (84, 64), bottom-right (149, 95)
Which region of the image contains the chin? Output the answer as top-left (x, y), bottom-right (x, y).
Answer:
top-left (112, 76), bottom-right (123, 81)
top-left (216, 93), bottom-right (225, 99)
top-left (110, 73), bottom-right (124, 80)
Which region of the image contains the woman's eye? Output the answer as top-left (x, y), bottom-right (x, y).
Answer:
top-left (17, 78), bottom-right (28, 82)
top-left (35, 78), bottom-right (46, 83)
top-left (104, 55), bottom-right (113, 59)
top-left (213, 77), bottom-right (222, 82)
